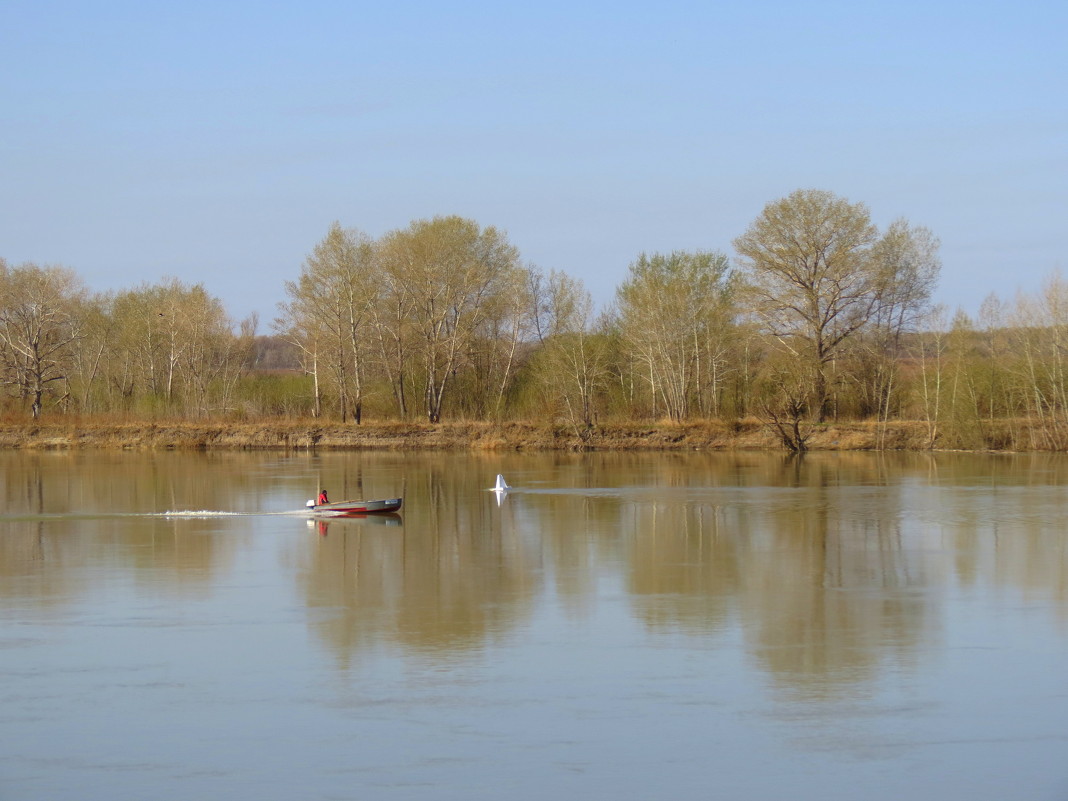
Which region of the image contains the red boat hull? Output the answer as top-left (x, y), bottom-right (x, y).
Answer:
top-left (311, 498), bottom-right (402, 515)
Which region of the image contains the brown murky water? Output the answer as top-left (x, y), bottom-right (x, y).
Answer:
top-left (2, 450), bottom-right (1067, 800)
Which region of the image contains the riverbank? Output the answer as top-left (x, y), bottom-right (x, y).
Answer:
top-left (0, 418), bottom-right (977, 451)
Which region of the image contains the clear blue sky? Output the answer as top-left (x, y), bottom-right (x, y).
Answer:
top-left (2, 0), bottom-right (1064, 327)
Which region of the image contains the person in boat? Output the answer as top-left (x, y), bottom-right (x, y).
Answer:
top-left (318, 489), bottom-right (329, 505)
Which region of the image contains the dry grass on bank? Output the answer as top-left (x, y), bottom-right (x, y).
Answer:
top-left (0, 416), bottom-right (1020, 452)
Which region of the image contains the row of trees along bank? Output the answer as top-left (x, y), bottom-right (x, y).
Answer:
top-left (4, 188), bottom-right (1068, 450)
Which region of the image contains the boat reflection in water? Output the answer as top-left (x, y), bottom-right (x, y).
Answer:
top-left (307, 513), bottom-right (402, 536)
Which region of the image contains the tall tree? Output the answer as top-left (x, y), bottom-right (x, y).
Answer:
top-left (106, 278), bottom-right (252, 417)
top-left (469, 263), bottom-right (537, 418)
top-left (734, 189), bottom-right (938, 421)
top-left (531, 271), bottom-right (609, 434)
top-left (1010, 272), bottom-right (1068, 447)
top-left (174, 286), bottom-right (255, 417)
top-left (111, 279), bottom-right (189, 404)
top-left (861, 219), bottom-right (943, 423)
top-left (378, 216), bottom-right (520, 423)
top-left (870, 218), bottom-right (941, 342)
top-left (912, 305), bottom-right (950, 448)
top-left (0, 261), bottom-right (86, 417)
top-left (616, 251), bottom-right (735, 420)
top-left (69, 292), bottom-right (116, 413)
top-left (277, 223), bottom-right (377, 422)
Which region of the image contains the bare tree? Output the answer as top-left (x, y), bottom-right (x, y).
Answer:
top-left (862, 219), bottom-right (943, 427)
top-left (274, 311), bottom-right (325, 418)
top-left (175, 286), bottom-right (255, 417)
top-left (110, 279), bottom-right (190, 404)
top-left (377, 216), bottom-right (520, 423)
top-left (105, 278), bottom-right (251, 417)
top-left (69, 292), bottom-right (115, 412)
top-left (0, 262), bottom-right (86, 417)
top-left (616, 250), bottom-right (735, 420)
top-left (1010, 272), bottom-right (1068, 448)
top-left (278, 223), bottom-right (377, 422)
top-left (870, 219), bottom-right (941, 343)
top-left (532, 273), bottom-right (609, 436)
top-left (476, 263), bottom-right (537, 418)
top-left (759, 355), bottom-right (816, 453)
top-left (366, 238), bottom-right (416, 417)
top-left (913, 305), bottom-right (949, 448)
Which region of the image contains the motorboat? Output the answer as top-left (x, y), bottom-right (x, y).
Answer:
top-left (306, 497), bottom-right (403, 516)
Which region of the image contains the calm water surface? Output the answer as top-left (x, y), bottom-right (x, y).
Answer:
top-left (2, 450), bottom-right (1067, 800)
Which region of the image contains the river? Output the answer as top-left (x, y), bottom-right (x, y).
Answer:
top-left (2, 450), bottom-right (1067, 800)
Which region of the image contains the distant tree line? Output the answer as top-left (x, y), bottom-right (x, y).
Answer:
top-left (0, 263), bottom-right (256, 419)
top-left (3, 189), bottom-right (1067, 449)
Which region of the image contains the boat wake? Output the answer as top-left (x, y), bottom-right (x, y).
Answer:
top-left (158, 510), bottom-right (253, 518)
top-left (157, 510), bottom-right (310, 518)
